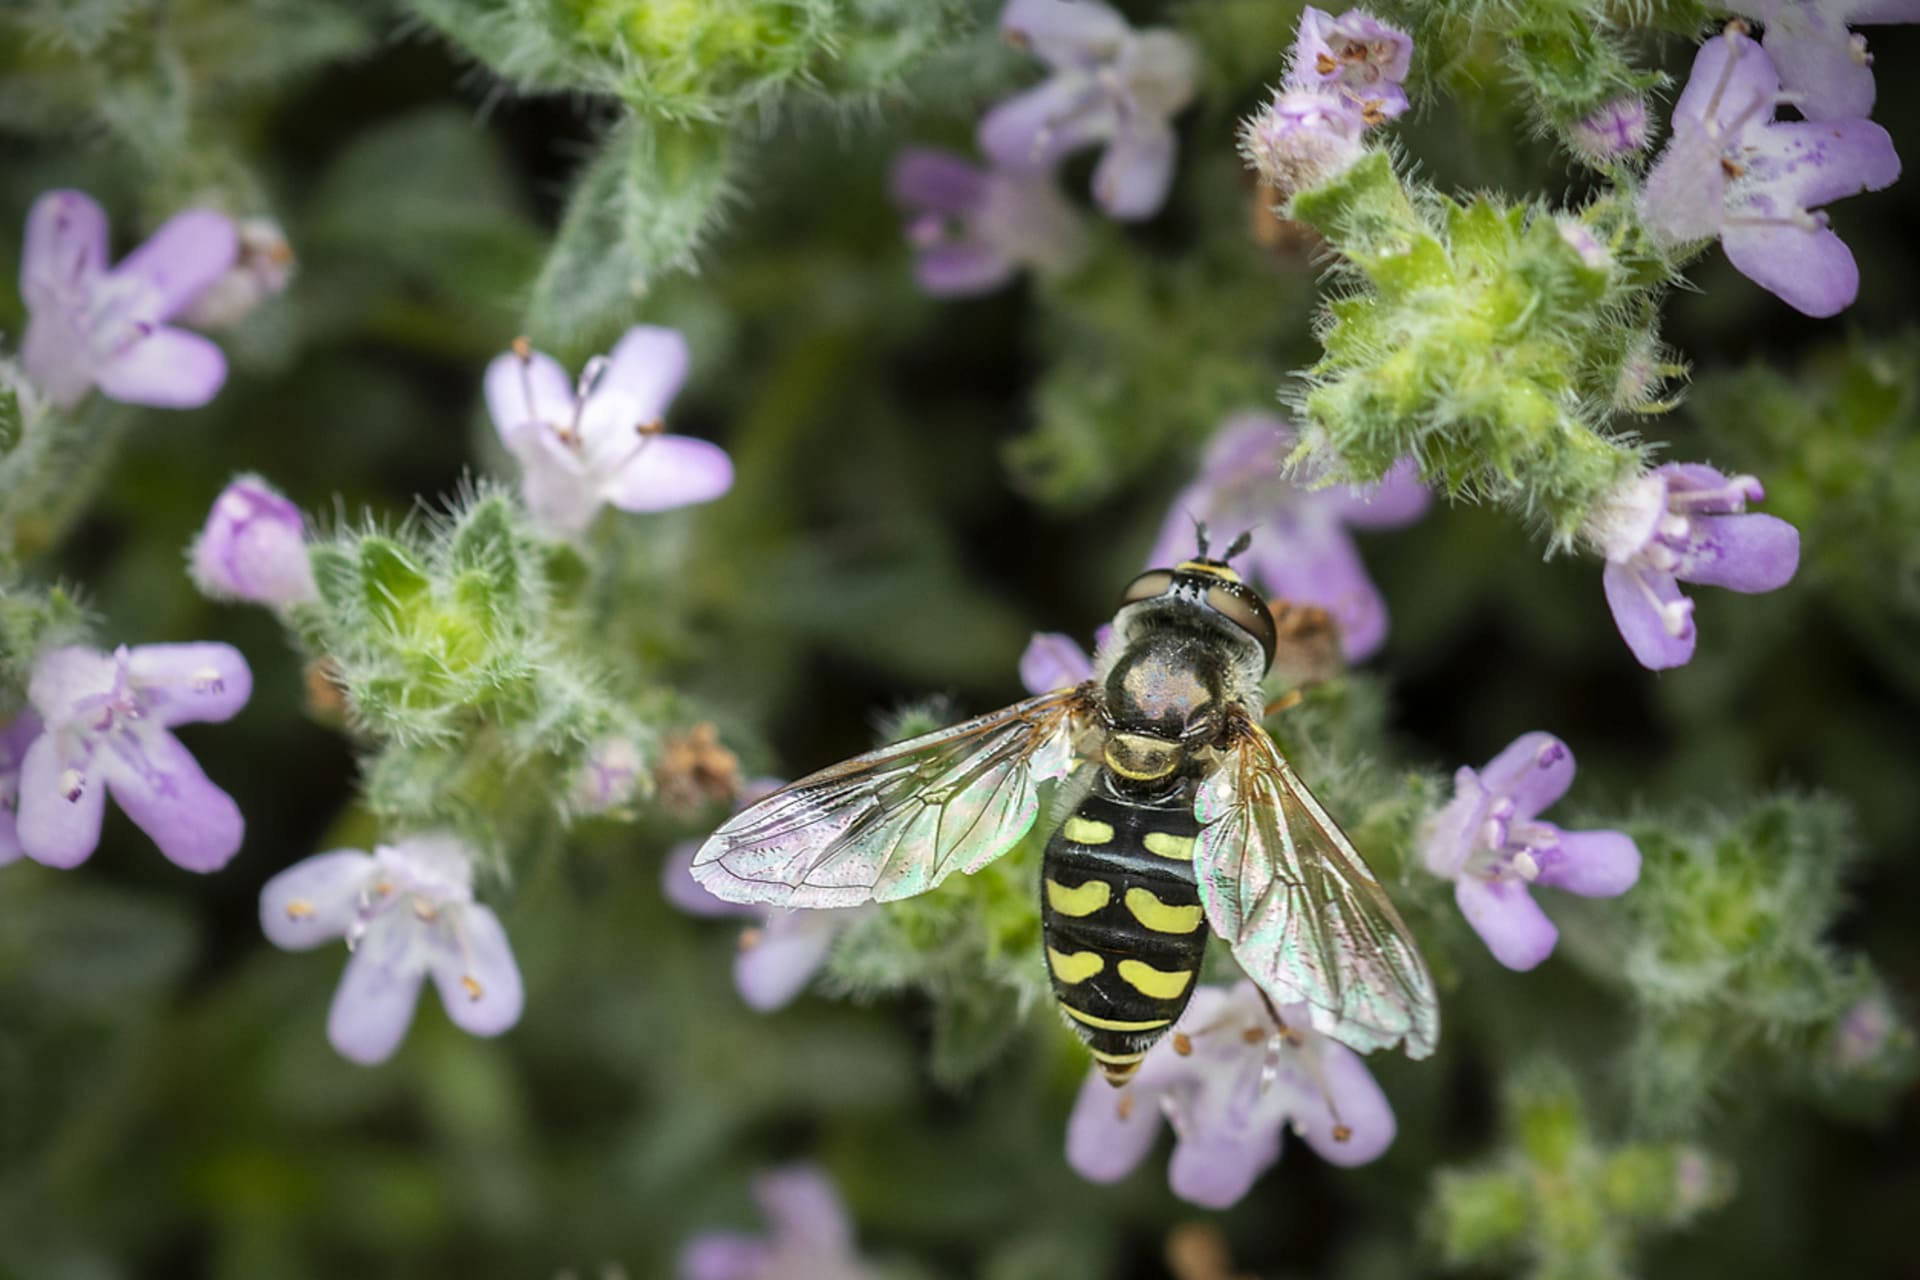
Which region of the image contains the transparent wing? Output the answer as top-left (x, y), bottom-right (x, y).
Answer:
top-left (691, 685), bottom-right (1096, 909)
top-left (1194, 708), bottom-right (1440, 1059)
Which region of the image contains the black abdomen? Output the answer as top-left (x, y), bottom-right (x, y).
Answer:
top-left (1040, 777), bottom-right (1210, 1084)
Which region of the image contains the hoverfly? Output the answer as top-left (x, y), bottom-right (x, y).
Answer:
top-left (691, 535), bottom-right (1438, 1083)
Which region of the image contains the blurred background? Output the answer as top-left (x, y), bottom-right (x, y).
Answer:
top-left (1, 1), bottom-right (1917, 1276)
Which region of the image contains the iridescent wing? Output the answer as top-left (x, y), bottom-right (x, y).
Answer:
top-left (1194, 706), bottom-right (1440, 1058)
top-left (691, 685), bottom-right (1097, 909)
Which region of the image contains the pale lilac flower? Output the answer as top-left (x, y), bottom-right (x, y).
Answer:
top-left (1728, 0), bottom-right (1920, 120)
top-left (483, 326), bottom-right (733, 539)
top-left (1145, 413), bottom-right (1428, 662)
top-left (1557, 219), bottom-right (1612, 270)
top-left (979, 0), bottom-right (1200, 220)
top-left (1018, 626), bottom-right (1110, 694)
top-left (1583, 463), bottom-right (1800, 670)
top-left (189, 476), bottom-right (318, 609)
top-left (15, 643), bottom-right (250, 872)
top-left (1066, 981), bottom-right (1394, 1209)
top-left (260, 832), bottom-right (523, 1065)
top-left (180, 216), bottom-right (294, 330)
top-left (0, 712), bottom-right (43, 866)
top-left (570, 735), bottom-right (647, 816)
top-left (1641, 33), bottom-right (1900, 317)
top-left (1569, 95), bottom-right (1651, 164)
top-left (1290, 7), bottom-right (1415, 120)
top-left (681, 1164), bottom-right (875, 1280)
top-left (664, 779), bottom-right (862, 1011)
top-left (1421, 733), bottom-right (1640, 971)
top-left (889, 147), bottom-right (1084, 295)
top-left (18, 190), bottom-right (236, 410)
top-left (1239, 88), bottom-right (1369, 199)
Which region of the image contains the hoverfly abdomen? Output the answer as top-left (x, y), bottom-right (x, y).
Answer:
top-left (1040, 777), bottom-right (1210, 1084)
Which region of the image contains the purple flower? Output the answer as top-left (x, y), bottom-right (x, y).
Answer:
top-left (1291, 7), bottom-right (1415, 120)
top-left (1569, 95), bottom-right (1651, 164)
top-left (1641, 33), bottom-right (1900, 317)
top-left (14, 643), bottom-right (251, 872)
top-left (1583, 463), bottom-right (1800, 671)
top-left (1018, 627), bottom-right (1110, 694)
top-left (180, 216), bottom-right (295, 330)
top-left (483, 326), bottom-right (734, 539)
top-left (1145, 413), bottom-right (1428, 663)
top-left (18, 190), bottom-right (236, 410)
top-left (189, 476), bottom-right (319, 609)
top-left (889, 147), bottom-right (1084, 296)
top-left (1066, 980), bottom-right (1394, 1209)
top-left (1728, 0), bottom-right (1920, 120)
top-left (260, 832), bottom-right (523, 1065)
top-left (0, 712), bottom-right (43, 866)
top-left (1239, 88), bottom-right (1369, 199)
top-left (979, 0), bottom-right (1200, 220)
top-left (1421, 733), bottom-right (1640, 971)
top-left (681, 1164), bottom-right (874, 1280)
top-left (663, 779), bottom-right (862, 1011)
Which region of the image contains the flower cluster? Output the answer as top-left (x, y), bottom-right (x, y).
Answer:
top-left (1145, 412), bottom-right (1428, 663)
top-left (1422, 733), bottom-right (1641, 971)
top-left (888, 0), bottom-right (1199, 294)
top-left (1643, 30), bottom-right (1900, 317)
top-left (1066, 981), bottom-right (1394, 1208)
top-left (1240, 7), bottom-right (1414, 199)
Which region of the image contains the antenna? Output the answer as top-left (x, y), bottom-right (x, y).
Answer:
top-left (1223, 528), bottom-right (1253, 562)
top-left (1192, 518), bottom-right (1211, 559)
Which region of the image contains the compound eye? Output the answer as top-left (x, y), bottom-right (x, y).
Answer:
top-left (1206, 584), bottom-right (1278, 671)
top-left (1120, 570), bottom-right (1174, 605)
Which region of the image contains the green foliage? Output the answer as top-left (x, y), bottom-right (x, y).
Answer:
top-left (1290, 152), bottom-right (1665, 542)
top-left (1431, 1065), bottom-right (1732, 1280)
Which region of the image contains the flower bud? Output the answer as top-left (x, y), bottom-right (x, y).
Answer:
top-left (181, 217), bottom-right (295, 330)
top-left (1239, 89), bottom-right (1367, 202)
top-left (570, 735), bottom-right (649, 816)
top-left (190, 476), bottom-right (319, 608)
top-left (1568, 95), bottom-right (1649, 166)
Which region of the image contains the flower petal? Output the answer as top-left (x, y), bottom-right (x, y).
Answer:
top-left (662, 841), bottom-right (755, 919)
top-left (1602, 562), bottom-right (1697, 670)
top-left (1641, 116), bottom-right (1733, 244)
top-left (1065, 1070), bottom-right (1163, 1183)
top-left (483, 348), bottom-right (575, 443)
top-left (1421, 767), bottom-right (1489, 879)
top-left (889, 147), bottom-right (988, 214)
top-left (680, 1234), bottom-right (772, 1280)
top-left (604, 434), bottom-right (734, 513)
top-left (1744, 118), bottom-right (1901, 209)
top-left (754, 1163), bottom-right (854, 1253)
top-left (429, 903), bottom-right (524, 1038)
top-left (20, 189), bottom-right (108, 312)
top-left (111, 209), bottom-right (237, 320)
top-left (1295, 1040), bottom-right (1396, 1165)
top-left (102, 729), bottom-right (244, 872)
top-left (15, 734), bottom-right (104, 869)
top-left (1721, 215), bottom-right (1860, 318)
top-left (979, 77), bottom-right (1113, 173)
top-left (327, 915), bottom-right (428, 1065)
top-left (95, 327), bottom-right (228, 410)
top-left (1020, 632), bottom-right (1095, 694)
top-left (1678, 512), bottom-right (1800, 592)
top-left (1093, 115), bottom-right (1176, 220)
top-left (259, 849), bottom-right (375, 949)
top-left (1321, 457), bottom-right (1431, 528)
top-left (1479, 731), bottom-right (1574, 818)
top-left (1456, 875), bottom-right (1559, 971)
top-left (1673, 35), bottom-right (1780, 136)
top-left (601, 325), bottom-right (690, 423)
top-left (1167, 1126), bottom-right (1282, 1209)
top-left (913, 244), bottom-right (1017, 296)
top-left (1534, 827), bottom-right (1641, 897)
top-left (1762, 17), bottom-right (1875, 120)
top-left (128, 642), bottom-right (253, 726)
top-left (1001, 0), bottom-right (1130, 67)
top-left (735, 911), bottom-right (837, 1011)
top-left (1248, 519), bottom-right (1388, 662)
